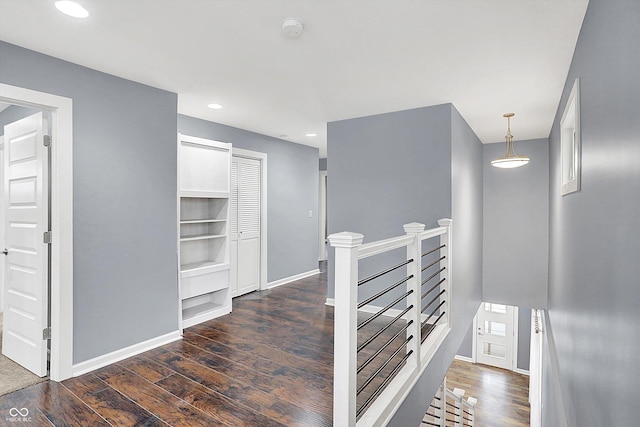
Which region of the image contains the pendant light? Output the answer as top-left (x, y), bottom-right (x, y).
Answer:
top-left (491, 113), bottom-right (529, 168)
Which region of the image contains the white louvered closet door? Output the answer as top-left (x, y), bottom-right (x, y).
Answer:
top-left (230, 156), bottom-right (261, 297)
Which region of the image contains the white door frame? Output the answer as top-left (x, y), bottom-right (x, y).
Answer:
top-left (231, 148), bottom-right (267, 291)
top-left (318, 170), bottom-right (327, 261)
top-left (471, 303), bottom-right (520, 372)
top-left (0, 83), bottom-right (73, 381)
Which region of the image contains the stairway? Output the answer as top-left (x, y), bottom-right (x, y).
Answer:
top-left (421, 380), bottom-right (477, 427)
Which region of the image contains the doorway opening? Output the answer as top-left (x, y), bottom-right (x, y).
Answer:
top-left (0, 83), bottom-right (73, 382)
top-left (318, 170), bottom-right (327, 261)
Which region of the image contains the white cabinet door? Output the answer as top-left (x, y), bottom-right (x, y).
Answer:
top-left (230, 156), bottom-right (261, 297)
top-left (476, 302), bottom-right (515, 370)
top-left (2, 112), bottom-right (49, 377)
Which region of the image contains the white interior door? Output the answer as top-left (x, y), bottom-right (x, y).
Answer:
top-left (476, 302), bottom-right (515, 370)
top-left (2, 112), bottom-right (49, 377)
top-left (230, 156), bottom-right (261, 297)
top-left (0, 135), bottom-right (4, 314)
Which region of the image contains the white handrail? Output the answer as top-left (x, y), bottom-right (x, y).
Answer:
top-left (330, 218), bottom-right (453, 427)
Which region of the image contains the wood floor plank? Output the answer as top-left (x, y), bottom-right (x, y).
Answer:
top-left (168, 339), bottom-right (332, 415)
top-left (61, 374), bottom-right (110, 400)
top-left (149, 348), bottom-right (332, 426)
top-left (10, 381), bottom-right (110, 427)
top-left (189, 323), bottom-right (331, 366)
top-left (82, 386), bottom-right (166, 426)
top-left (157, 374), bottom-right (287, 427)
top-left (181, 332), bottom-right (331, 391)
top-left (117, 354), bottom-right (176, 383)
top-left (102, 371), bottom-right (227, 426)
top-left (0, 388), bottom-right (54, 427)
top-left (188, 327), bottom-right (334, 379)
top-left (93, 363), bottom-right (132, 381)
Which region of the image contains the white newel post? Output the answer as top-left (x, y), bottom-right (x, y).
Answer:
top-left (438, 378), bottom-right (447, 427)
top-left (452, 388), bottom-right (465, 426)
top-left (437, 218), bottom-right (453, 327)
top-left (466, 397), bottom-right (477, 427)
top-left (403, 222), bottom-right (425, 366)
top-left (329, 231), bottom-right (364, 427)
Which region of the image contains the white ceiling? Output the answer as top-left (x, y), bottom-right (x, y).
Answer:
top-left (0, 1), bottom-right (589, 157)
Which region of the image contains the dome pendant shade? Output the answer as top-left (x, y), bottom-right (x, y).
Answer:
top-left (491, 113), bottom-right (529, 168)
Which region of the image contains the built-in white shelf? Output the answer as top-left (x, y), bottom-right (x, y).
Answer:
top-left (181, 300), bottom-right (230, 328)
top-left (178, 134), bottom-right (232, 331)
top-left (180, 261), bottom-right (229, 276)
top-left (180, 219), bottom-right (226, 224)
top-left (179, 190), bottom-right (230, 199)
top-left (179, 234), bottom-right (226, 242)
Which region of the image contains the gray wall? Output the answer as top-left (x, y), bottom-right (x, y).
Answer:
top-left (455, 138), bottom-right (545, 370)
top-left (545, 0), bottom-right (640, 425)
top-left (177, 114), bottom-right (319, 282)
top-left (326, 104), bottom-right (483, 426)
top-left (483, 138), bottom-right (549, 308)
top-left (0, 41), bottom-right (179, 364)
top-left (516, 307), bottom-right (531, 371)
top-left (390, 105), bottom-right (483, 426)
top-left (327, 104), bottom-right (452, 300)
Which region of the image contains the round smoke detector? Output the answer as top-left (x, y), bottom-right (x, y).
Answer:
top-left (282, 19), bottom-right (304, 37)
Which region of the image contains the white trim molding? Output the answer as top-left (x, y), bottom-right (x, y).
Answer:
top-left (72, 330), bottom-right (181, 377)
top-left (0, 83), bottom-right (74, 381)
top-left (266, 269), bottom-right (320, 290)
top-left (454, 355), bottom-right (474, 363)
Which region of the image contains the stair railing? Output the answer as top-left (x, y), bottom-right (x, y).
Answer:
top-left (330, 219), bottom-right (452, 427)
top-left (422, 378), bottom-right (477, 427)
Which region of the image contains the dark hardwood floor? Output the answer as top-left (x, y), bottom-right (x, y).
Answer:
top-left (0, 265), bottom-right (529, 427)
top-left (0, 270), bottom-right (334, 427)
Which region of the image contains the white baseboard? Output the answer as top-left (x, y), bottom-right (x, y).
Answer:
top-left (454, 355), bottom-right (474, 363)
top-left (515, 368), bottom-right (530, 376)
top-left (266, 269), bottom-right (320, 290)
top-left (72, 330), bottom-right (181, 377)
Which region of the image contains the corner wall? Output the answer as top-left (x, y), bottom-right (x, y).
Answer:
top-left (326, 104), bottom-right (483, 426)
top-left (177, 114), bottom-right (319, 282)
top-left (546, 0), bottom-right (640, 425)
top-left (0, 41), bottom-right (179, 364)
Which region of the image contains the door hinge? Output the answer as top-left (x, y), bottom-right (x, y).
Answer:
top-left (43, 327), bottom-right (51, 340)
top-left (43, 135), bottom-right (52, 147)
top-left (43, 231), bottom-right (52, 244)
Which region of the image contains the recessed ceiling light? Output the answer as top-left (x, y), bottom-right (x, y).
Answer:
top-left (207, 103), bottom-right (223, 110)
top-left (55, 1), bottom-right (89, 18)
top-left (305, 133), bottom-right (317, 137)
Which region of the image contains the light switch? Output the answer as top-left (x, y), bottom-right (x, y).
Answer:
top-left (308, 210), bottom-right (313, 218)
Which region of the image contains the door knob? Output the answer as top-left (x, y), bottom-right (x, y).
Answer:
top-left (2, 249), bottom-right (8, 256)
